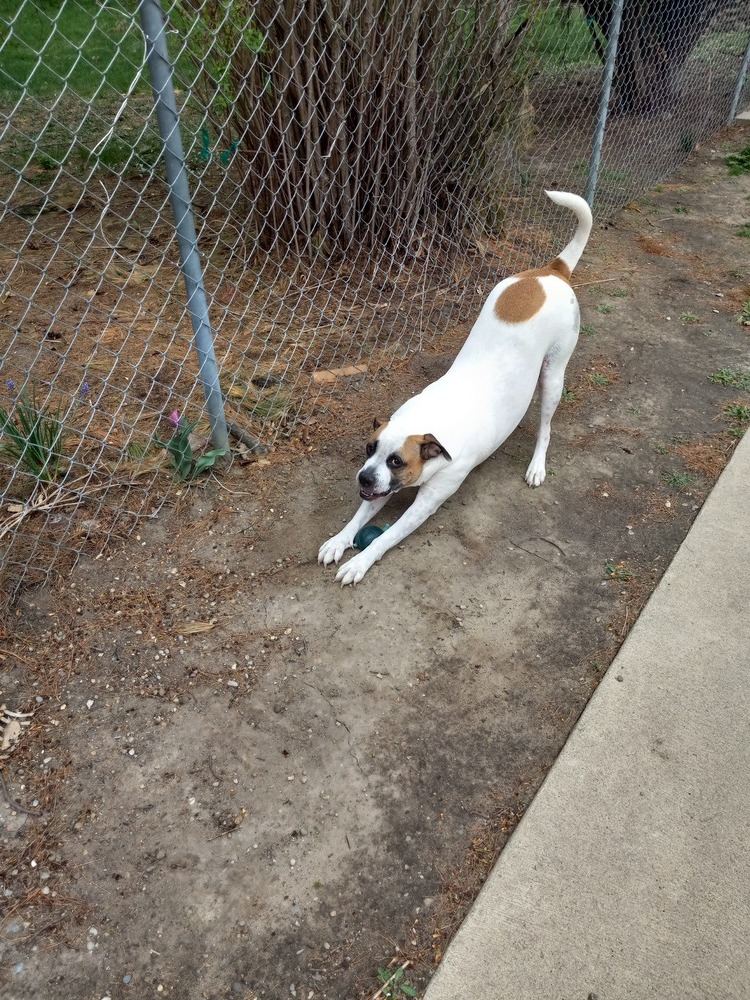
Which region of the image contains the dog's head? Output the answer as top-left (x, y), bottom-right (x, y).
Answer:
top-left (356, 418), bottom-right (452, 501)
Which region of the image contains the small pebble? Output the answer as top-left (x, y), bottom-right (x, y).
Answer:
top-left (123, 974), bottom-right (132, 985)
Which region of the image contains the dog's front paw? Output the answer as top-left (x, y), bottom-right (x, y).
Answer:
top-left (335, 550), bottom-right (375, 587)
top-left (524, 459), bottom-right (546, 488)
top-left (318, 531), bottom-right (355, 566)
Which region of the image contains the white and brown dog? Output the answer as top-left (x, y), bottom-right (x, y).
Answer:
top-left (319, 190), bottom-right (593, 586)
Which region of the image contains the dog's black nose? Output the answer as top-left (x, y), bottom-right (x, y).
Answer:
top-left (358, 469), bottom-right (375, 489)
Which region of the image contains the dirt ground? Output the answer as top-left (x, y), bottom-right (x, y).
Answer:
top-left (2, 122), bottom-right (750, 1000)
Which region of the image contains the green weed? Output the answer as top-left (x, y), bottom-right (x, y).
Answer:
top-left (724, 403), bottom-right (750, 423)
top-left (605, 561), bottom-right (634, 583)
top-left (737, 224), bottom-right (750, 238)
top-left (153, 412), bottom-right (226, 482)
top-left (597, 304), bottom-right (613, 314)
top-left (680, 312), bottom-right (699, 323)
top-left (709, 368), bottom-right (750, 390)
top-left (376, 966), bottom-right (417, 999)
top-left (0, 384), bottom-right (68, 484)
top-left (588, 373), bottom-right (611, 387)
top-left (580, 323), bottom-right (597, 336)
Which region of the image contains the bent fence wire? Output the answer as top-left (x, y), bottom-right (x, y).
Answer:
top-left (0, 0), bottom-right (748, 602)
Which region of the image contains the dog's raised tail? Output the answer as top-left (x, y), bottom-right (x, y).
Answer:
top-left (545, 190), bottom-right (593, 274)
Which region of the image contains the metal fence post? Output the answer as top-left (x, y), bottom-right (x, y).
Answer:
top-left (585, 0), bottom-right (626, 208)
top-left (728, 33), bottom-right (750, 123)
top-left (138, 0), bottom-right (229, 452)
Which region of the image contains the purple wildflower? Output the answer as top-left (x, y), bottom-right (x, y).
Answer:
top-left (168, 409), bottom-right (182, 430)
top-left (6, 379), bottom-right (15, 392)
top-left (80, 380), bottom-right (91, 397)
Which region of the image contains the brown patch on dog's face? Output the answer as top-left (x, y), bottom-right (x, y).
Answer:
top-left (389, 433), bottom-right (451, 488)
top-left (494, 276), bottom-right (546, 324)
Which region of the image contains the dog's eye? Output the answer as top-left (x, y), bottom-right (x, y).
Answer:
top-left (365, 442), bottom-right (376, 458)
top-left (387, 454), bottom-right (404, 469)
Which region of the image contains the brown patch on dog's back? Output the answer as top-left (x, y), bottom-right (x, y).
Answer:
top-left (494, 276), bottom-right (546, 324)
top-left (494, 255), bottom-right (573, 324)
top-left (519, 256), bottom-right (572, 283)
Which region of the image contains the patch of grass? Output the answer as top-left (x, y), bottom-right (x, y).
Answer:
top-left (680, 311), bottom-right (700, 323)
top-left (597, 304), bottom-right (613, 314)
top-left (605, 561), bottom-right (634, 583)
top-left (561, 387), bottom-right (575, 402)
top-left (627, 405), bottom-right (641, 416)
top-left (737, 224), bottom-right (750, 238)
top-left (661, 469), bottom-right (695, 491)
top-left (654, 443), bottom-right (670, 454)
top-left (708, 368), bottom-right (750, 390)
top-left (608, 287), bottom-right (629, 298)
top-left (726, 146), bottom-right (750, 176)
top-left (0, 0), bottom-right (146, 100)
top-left (580, 323), bottom-right (597, 336)
top-left (738, 301), bottom-right (750, 326)
top-left (588, 373), bottom-right (611, 387)
top-left (674, 204), bottom-right (690, 215)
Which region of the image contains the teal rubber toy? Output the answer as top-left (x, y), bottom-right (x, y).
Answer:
top-left (354, 525), bottom-right (389, 550)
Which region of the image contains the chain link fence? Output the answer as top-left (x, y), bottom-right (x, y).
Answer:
top-left (1, 0), bottom-right (749, 603)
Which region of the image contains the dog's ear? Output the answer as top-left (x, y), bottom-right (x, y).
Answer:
top-left (420, 433), bottom-right (451, 462)
top-left (373, 417), bottom-right (384, 431)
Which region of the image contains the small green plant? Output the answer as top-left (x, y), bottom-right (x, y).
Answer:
top-left (627, 405), bottom-right (642, 416)
top-left (608, 287), bottom-right (628, 298)
top-left (654, 443), bottom-right (670, 454)
top-left (726, 146), bottom-right (750, 176)
top-left (661, 469), bottom-right (694, 491)
top-left (154, 410), bottom-right (227, 481)
top-left (376, 966), bottom-right (417, 999)
top-left (561, 386), bottom-right (575, 402)
top-left (724, 403), bottom-right (750, 438)
top-left (725, 403), bottom-right (750, 422)
top-left (605, 561), bottom-right (634, 582)
top-left (588, 373), bottom-right (611, 387)
top-left (737, 224), bottom-right (750, 238)
top-left (580, 323), bottom-right (597, 336)
top-left (597, 303), bottom-right (613, 314)
top-left (738, 301), bottom-right (750, 326)
top-left (680, 311), bottom-right (699, 323)
top-left (0, 382), bottom-right (68, 483)
top-left (674, 204), bottom-right (690, 215)
top-left (709, 368), bottom-right (750, 390)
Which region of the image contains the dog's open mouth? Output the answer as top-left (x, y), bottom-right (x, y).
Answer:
top-left (359, 488), bottom-right (392, 502)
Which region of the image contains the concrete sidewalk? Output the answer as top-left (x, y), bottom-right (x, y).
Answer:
top-left (425, 430), bottom-right (750, 999)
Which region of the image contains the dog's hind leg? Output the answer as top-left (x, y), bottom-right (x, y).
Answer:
top-left (525, 356), bottom-right (569, 487)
